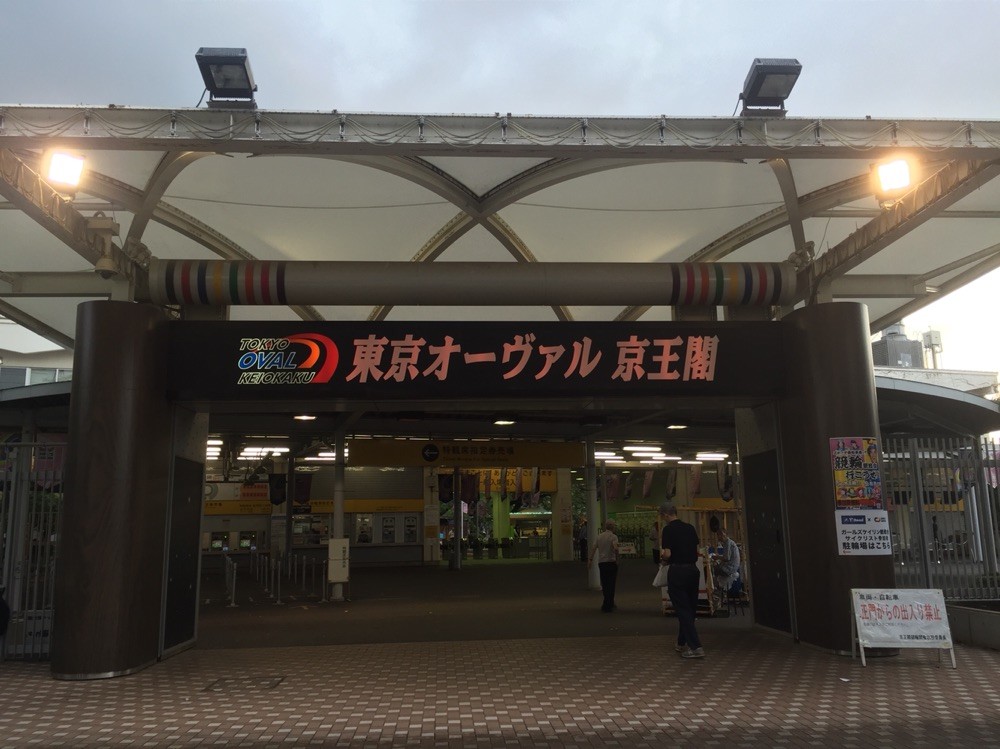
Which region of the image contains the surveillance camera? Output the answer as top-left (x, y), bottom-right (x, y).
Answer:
top-left (94, 256), bottom-right (119, 279)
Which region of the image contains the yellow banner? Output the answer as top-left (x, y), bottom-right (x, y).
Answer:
top-left (204, 499), bottom-right (272, 516)
top-left (347, 439), bottom-right (584, 468)
top-left (464, 468), bottom-right (558, 493)
top-left (301, 499), bottom-right (426, 514)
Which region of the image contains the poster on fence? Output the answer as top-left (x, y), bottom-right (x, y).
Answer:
top-left (851, 588), bottom-right (952, 648)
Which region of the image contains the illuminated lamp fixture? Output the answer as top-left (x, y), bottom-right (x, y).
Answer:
top-left (494, 418), bottom-right (516, 426)
top-left (739, 58), bottom-right (802, 117)
top-left (872, 158), bottom-right (918, 209)
top-left (195, 47), bottom-right (257, 109)
top-left (678, 459), bottom-right (703, 465)
top-left (666, 424), bottom-right (688, 430)
top-left (696, 452), bottom-right (729, 461)
top-left (41, 151), bottom-right (85, 197)
top-left (293, 414), bottom-right (316, 421)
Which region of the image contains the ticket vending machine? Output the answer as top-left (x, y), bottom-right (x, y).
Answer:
top-left (210, 531), bottom-right (229, 552)
top-left (403, 515), bottom-right (419, 543)
top-left (238, 531), bottom-right (258, 551)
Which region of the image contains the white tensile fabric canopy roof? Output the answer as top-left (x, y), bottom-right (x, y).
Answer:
top-left (2, 107), bottom-right (1000, 449)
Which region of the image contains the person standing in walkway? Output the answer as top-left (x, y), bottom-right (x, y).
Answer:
top-left (589, 520), bottom-right (619, 612)
top-left (577, 518), bottom-right (589, 562)
top-left (660, 503), bottom-right (704, 658)
top-left (711, 526), bottom-right (741, 608)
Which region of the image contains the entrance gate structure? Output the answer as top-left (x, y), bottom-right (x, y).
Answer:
top-left (50, 297), bottom-right (895, 678)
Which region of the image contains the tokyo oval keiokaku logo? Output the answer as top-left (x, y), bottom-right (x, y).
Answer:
top-left (236, 334), bottom-right (339, 385)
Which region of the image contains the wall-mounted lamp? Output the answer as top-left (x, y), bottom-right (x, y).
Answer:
top-left (739, 58), bottom-right (802, 117)
top-left (872, 158), bottom-right (918, 209)
top-left (195, 47), bottom-right (257, 109)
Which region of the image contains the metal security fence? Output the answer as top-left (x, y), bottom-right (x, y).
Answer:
top-left (0, 442), bottom-right (65, 661)
top-left (882, 436), bottom-right (1000, 600)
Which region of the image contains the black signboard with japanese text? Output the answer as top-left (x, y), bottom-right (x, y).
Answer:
top-left (167, 320), bottom-right (785, 400)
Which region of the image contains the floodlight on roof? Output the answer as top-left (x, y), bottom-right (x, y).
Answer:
top-left (872, 157), bottom-right (919, 209)
top-left (195, 47), bottom-right (257, 109)
top-left (739, 58), bottom-right (802, 117)
top-left (41, 150), bottom-right (85, 197)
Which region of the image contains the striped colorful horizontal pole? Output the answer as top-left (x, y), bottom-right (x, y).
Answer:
top-left (148, 260), bottom-right (797, 307)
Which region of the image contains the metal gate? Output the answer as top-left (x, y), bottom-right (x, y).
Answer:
top-left (882, 436), bottom-right (1000, 600)
top-left (0, 442), bottom-right (65, 661)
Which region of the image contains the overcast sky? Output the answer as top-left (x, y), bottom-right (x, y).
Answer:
top-left (4, 0), bottom-right (1000, 368)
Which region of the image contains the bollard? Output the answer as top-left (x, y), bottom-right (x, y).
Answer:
top-left (319, 558), bottom-right (329, 603)
top-left (227, 558), bottom-right (238, 608)
top-left (273, 558), bottom-right (285, 605)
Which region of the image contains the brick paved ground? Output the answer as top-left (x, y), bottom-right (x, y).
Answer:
top-left (1, 560), bottom-right (998, 747)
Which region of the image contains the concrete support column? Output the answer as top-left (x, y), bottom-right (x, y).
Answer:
top-left (550, 468), bottom-right (574, 561)
top-left (52, 301), bottom-right (174, 679)
top-left (332, 433), bottom-right (346, 601)
top-left (585, 443), bottom-right (600, 590)
top-left (776, 302), bottom-right (895, 652)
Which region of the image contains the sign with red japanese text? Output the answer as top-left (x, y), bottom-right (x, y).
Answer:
top-left (851, 589), bottom-right (952, 649)
top-left (836, 509), bottom-right (892, 556)
top-left (830, 437), bottom-right (884, 510)
top-left (167, 321), bottom-right (784, 400)
top-left (349, 439), bottom-right (583, 468)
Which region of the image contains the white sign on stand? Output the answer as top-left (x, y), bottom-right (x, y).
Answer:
top-left (328, 538), bottom-right (350, 583)
top-left (850, 588), bottom-right (955, 668)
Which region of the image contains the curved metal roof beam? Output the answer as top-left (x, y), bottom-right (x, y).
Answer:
top-left (324, 155), bottom-right (574, 320)
top-left (480, 157), bottom-right (659, 215)
top-left (82, 171), bottom-right (323, 321)
top-left (482, 214), bottom-right (572, 321)
top-left (326, 154), bottom-right (481, 214)
top-left (352, 156), bottom-right (659, 321)
top-left (615, 172), bottom-right (874, 321)
top-left (368, 213), bottom-right (477, 320)
top-left (767, 158), bottom-right (807, 254)
top-left (124, 150), bottom-right (211, 251)
top-left (870, 239), bottom-right (1000, 332)
top-left (367, 212), bottom-right (571, 321)
top-left (802, 159), bottom-right (1000, 304)
top-left (0, 298), bottom-right (74, 350)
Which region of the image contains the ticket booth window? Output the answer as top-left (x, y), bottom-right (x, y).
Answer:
top-left (381, 515), bottom-right (397, 543)
top-left (356, 514), bottom-right (373, 544)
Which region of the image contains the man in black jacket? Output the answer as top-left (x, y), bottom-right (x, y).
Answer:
top-left (660, 503), bottom-right (704, 658)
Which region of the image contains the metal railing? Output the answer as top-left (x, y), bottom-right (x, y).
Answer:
top-left (223, 555), bottom-right (238, 608)
top-left (884, 436), bottom-right (1000, 600)
top-left (246, 550), bottom-right (337, 604)
top-left (0, 442), bottom-right (65, 661)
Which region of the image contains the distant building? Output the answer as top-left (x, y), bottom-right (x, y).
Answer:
top-left (872, 324), bottom-right (998, 400)
top-left (872, 324), bottom-right (924, 368)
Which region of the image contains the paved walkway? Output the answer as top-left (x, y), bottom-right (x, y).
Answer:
top-left (2, 560), bottom-right (999, 747)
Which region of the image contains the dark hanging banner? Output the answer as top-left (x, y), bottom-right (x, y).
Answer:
top-left (167, 320), bottom-right (784, 400)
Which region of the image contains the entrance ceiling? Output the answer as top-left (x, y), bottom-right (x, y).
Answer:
top-left (2, 108), bottom-right (1000, 453)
